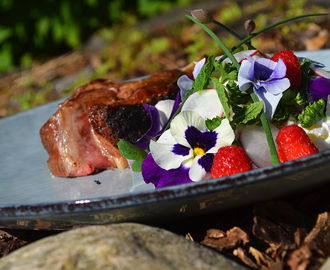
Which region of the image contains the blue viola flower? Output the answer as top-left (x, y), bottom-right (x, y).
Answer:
top-left (238, 56), bottom-right (290, 120)
top-left (177, 57), bottom-right (206, 100)
top-left (141, 111), bottom-right (235, 188)
top-left (308, 76), bottom-right (330, 102)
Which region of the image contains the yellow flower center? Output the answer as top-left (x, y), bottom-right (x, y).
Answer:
top-left (193, 147), bottom-right (205, 156)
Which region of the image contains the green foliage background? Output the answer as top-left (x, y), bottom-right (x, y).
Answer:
top-left (0, 0), bottom-right (195, 73)
top-left (0, 0), bottom-right (329, 118)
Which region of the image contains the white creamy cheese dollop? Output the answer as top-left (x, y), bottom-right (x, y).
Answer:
top-left (301, 119), bottom-right (330, 151)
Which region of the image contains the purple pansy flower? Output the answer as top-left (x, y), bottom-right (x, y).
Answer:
top-left (133, 92), bottom-right (181, 150)
top-left (308, 77), bottom-right (330, 102)
top-left (142, 111), bottom-right (235, 188)
top-left (142, 154), bottom-right (192, 188)
top-left (238, 56), bottom-right (290, 120)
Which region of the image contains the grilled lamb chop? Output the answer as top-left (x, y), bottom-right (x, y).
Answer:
top-left (40, 68), bottom-right (192, 177)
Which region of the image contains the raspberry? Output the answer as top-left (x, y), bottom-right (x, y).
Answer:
top-left (271, 50), bottom-right (302, 90)
top-left (211, 145), bottom-right (252, 179)
top-left (275, 125), bottom-right (319, 163)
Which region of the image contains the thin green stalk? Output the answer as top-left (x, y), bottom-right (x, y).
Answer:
top-left (219, 13), bottom-right (328, 62)
top-left (250, 92), bottom-right (280, 165)
top-left (246, 31), bottom-right (252, 48)
top-left (186, 15), bottom-right (240, 70)
top-left (212, 19), bottom-right (257, 50)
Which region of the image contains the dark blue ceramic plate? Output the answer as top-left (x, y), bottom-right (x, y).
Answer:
top-left (1, 50), bottom-right (330, 230)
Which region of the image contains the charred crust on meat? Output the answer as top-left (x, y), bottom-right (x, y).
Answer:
top-left (106, 104), bottom-right (151, 143)
top-left (89, 104), bottom-right (151, 146)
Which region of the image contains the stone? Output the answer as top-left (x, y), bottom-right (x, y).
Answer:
top-left (0, 223), bottom-right (247, 270)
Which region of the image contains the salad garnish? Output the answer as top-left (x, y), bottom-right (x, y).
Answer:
top-left (119, 10), bottom-right (330, 188)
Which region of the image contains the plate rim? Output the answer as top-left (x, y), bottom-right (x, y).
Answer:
top-left (1, 147), bottom-right (330, 219)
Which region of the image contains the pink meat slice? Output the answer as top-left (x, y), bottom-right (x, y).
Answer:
top-left (40, 69), bottom-right (190, 177)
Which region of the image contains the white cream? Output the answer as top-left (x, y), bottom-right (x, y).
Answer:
top-left (301, 118), bottom-right (330, 151)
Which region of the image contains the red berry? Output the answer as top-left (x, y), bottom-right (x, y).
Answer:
top-left (271, 50), bottom-right (302, 90)
top-left (275, 125), bottom-right (319, 163)
top-left (211, 145), bottom-right (252, 179)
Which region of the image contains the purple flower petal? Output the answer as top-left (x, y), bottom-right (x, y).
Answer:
top-left (198, 153), bottom-right (214, 173)
top-left (238, 57), bottom-right (254, 91)
top-left (238, 56), bottom-right (290, 120)
top-left (172, 143), bottom-right (191, 156)
top-left (193, 58), bottom-right (206, 79)
top-left (308, 77), bottom-right (330, 102)
top-left (260, 77), bottom-right (290, 95)
top-left (133, 105), bottom-right (160, 150)
top-left (268, 58), bottom-right (287, 81)
top-left (178, 75), bottom-right (193, 101)
top-left (254, 86), bottom-right (283, 120)
top-left (184, 126), bottom-right (217, 152)
top-left (142, 154), bottom-right (192, 188)
top-left (254, 59), bottom-right (274, 81)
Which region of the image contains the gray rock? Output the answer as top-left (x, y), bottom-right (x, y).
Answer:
top-left (0, 223), bottom-right (247, 270)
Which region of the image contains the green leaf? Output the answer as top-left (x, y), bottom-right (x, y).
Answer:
top-left (0, 43), bottom-right (13, 72)
top-left (297, 99), bottom-right (326, 128)
top-left (118, 139), bottom-right (148, 172)
top-left (0, 27), bottom-right (12, 44)
top-left (51, 17), bottom-right (64, 43)
top-left (37, 17), bottom-right (50, 38)
top-left (226, 81), bottom-right (250, 105)
top-left (205, 116), bottom-right (223, 130)
top-left (211, 77), bottom-right (231, 120)
top-left (213, 61), bottom-right (238, 83)
top-left (193, 55), bottom-right (215, 93)
top-left (232, 101), bottom-right (263, 125)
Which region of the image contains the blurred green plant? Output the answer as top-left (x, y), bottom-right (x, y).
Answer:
top-left (0, 0), bottom-right (198, 73)
top-left (1, 0), bottom-right (329, 118)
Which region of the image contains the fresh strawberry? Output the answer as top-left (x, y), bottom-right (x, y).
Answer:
top-left (271, 50), bottom-right (302, 90)
top-left (211, 145), bottom-right (252, 179)
top-left (276, 125), bottom-right (319, 163)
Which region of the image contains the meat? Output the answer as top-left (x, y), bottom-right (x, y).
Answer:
top-left (40, 68), bottom-right (192, 177)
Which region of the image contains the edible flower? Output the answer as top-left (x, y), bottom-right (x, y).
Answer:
top-left (177, 57), bottom-right (206, 100)
top-left (133, 92), bottom-right (181, 150)
top-left (141, 110), bottom-right (235, 188)
top-left (308, 76), bottom-right (330, 102)
top-left (238, 56), bottom-right (290, 120)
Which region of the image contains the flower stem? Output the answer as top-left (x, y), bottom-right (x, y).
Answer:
top-left (250, 92), bottom-right (280, 165)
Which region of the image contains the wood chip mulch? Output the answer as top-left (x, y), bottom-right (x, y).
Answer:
top-left (157, 180), bottom-right (330, 270)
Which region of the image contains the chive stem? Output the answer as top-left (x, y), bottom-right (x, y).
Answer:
top-left (219, 13), bottom-right (328, 62)
top-left (186, 15), bottom-right (240, 70)
top-left (212, 19), bottom-right (257, 50)
top-left (250, 92), bottom-right (280, 165)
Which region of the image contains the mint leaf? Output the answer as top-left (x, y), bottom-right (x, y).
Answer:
top-left (213, 61), bottom-right (238, 83)
top-left (118, 139), bottom-right (148, 172)
top-left (233, 101), bottom-right (263, 125)
top-left (226, 80), bottom-right (250, 105)
top-left (211, 77), bottom-right (231, 120)
top-left (193, 55), bottom-right (215, 93)
top-left (205, 116), bottom-right (223, 130)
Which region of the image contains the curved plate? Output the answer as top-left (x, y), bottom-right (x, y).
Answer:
top-left (1, 50), bottom-right (330, 230)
